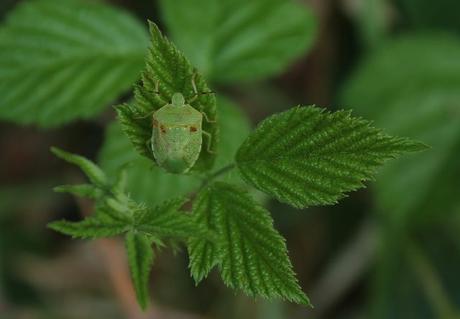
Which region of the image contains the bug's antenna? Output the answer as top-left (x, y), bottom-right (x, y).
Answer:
top-left (143, 79), bottom-right (169, 106)
top-left (148, 79), bottom-right (162, 96)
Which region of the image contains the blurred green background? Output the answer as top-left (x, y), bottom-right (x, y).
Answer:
top-left (1, 0), bottom-right (460, 318)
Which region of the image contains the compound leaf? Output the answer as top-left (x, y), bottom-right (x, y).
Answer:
top-left (48, 209), bottom-right (130, 239)
top-left (117, 22), bottom-right (217, 172)
top-left (0, 0), bottom-right (148, 127)
top-left (160, 0), bottom-right (316, 83)
top-left (125, 231), bottom-right (154, 310)
top-left (134, 198), bottom-right (202, 239)
top-left (236, 106), bottom-right (427, 209)
top-left (190, 182), bottom-right (310, 305)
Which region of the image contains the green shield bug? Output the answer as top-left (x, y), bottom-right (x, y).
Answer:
top-left (145, 75), bottom-right (215, 174)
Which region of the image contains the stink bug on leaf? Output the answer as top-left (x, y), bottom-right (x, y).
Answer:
top-left (144, 75), bottom-right (215, 174)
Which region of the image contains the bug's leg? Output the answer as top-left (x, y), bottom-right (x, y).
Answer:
top-left (202, 130), bottom-right (215, 154)
top-left (145, 139), bottom-right (156, 156)
top-left (191, 72), bottom-right (199, 95)
top-left (188, 91), bottom-right (216, 103)
top-left (201, 111), bottom-right (216, 123)
top-left (144, 79), bottom-right (161, 96)
top-left (188, 72), bottom-right (215, 103)
top-left (145, 79), bottom-right (169, 105)
top-left (188, 73), bottom-right (200, 103)
top-left (154, 80), bottom-right (160, 94)
top-left (134, 109), bottom-right (156, 119)
top-left (134, 101), bottom-right (170, 120)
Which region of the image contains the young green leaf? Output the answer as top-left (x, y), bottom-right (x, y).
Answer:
top-left (134, 198), bottom-right (202, 239)
top-left (160, 0), bottom-right (316, 83)
top-left (190, 182), bottom-right (310, 305)
top-left (51, 147), bottom-right (108, 187)
top-left (117, 22), bottom-right (217, 172)
top-left (236, 106), bottom-right (427, 209)
top-left (101, 97), bottom-right (249, 204)
top-left (125, 231), bottom-right (154, 310)
top-left (54, 184), bottom-right (103, 200)
top-left (0, 0), bottom-right (148, 127)
top-left (48, 209), bottom-right (130, 239)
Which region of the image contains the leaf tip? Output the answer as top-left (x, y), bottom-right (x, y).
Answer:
top-left (147, 20), bottom-right (162, 38)
top-left (408, 140), bottom-right (430, 153)
top-left (298, 293), bottom-right (313, 308)
top-left (47, 220), bottom-right (65, 234)
top-left (50, 146), bottom-right (64, 157)
top-left (53, 185), bottom-right (67, 193)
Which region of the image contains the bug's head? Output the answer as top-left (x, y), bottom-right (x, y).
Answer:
top-left (171, 93), bottom-right (185, 107)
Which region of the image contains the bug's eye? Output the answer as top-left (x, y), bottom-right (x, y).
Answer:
top-left (190, 126), bottom-right (198, 133)
top-left (160, 125), bottom-right (167, 134)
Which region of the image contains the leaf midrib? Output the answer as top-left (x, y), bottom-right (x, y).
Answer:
top-left (1, 50), bottom-right (145, 75)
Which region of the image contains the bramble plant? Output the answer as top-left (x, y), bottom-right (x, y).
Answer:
top-left (0, 0), bottom-right (427, 311)
top-left (50, 23), bottom-right (426, 309)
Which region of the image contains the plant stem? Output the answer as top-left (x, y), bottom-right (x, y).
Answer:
top-left (200, 163), bottom-right (236, 190)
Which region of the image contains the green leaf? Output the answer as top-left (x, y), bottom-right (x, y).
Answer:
top-left (134, 198), bottom-right (202, 239)
top-left (51, 147), bottom-right (107, 187)
top-left (160, 0), bottom-right (316, 83)
top-left (368, 93), bottom-right (460, 226)
top-left (341, 34), bottom-right (460, 120)
top-left (236, 106), bottom-right (427, 209)
top-left (98, 122), bottom-right (199, 206)
top-left (54, 184), bottom-right (103, 199)
top-left (190, 182), bottom-right (310, 305)
top-left (341, 35), bottom-right (460, 226)
top-left (125, 231), bottom-right (154, 310)
top-left (0, 0), bottom-right (148, 127)
top-left (354, 0), bottom-right (389, 48)
top-left (99, 96), bottom-right (250, 204)
top-left (48, 209), bottom-right (130, 239)
top-left (117, 21), bottom-right (217, 172)
top-left (188, 187), bottom-right (221, 283)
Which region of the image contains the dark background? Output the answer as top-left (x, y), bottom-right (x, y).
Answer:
top-left (1, 0), bottom-right (460, 318)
